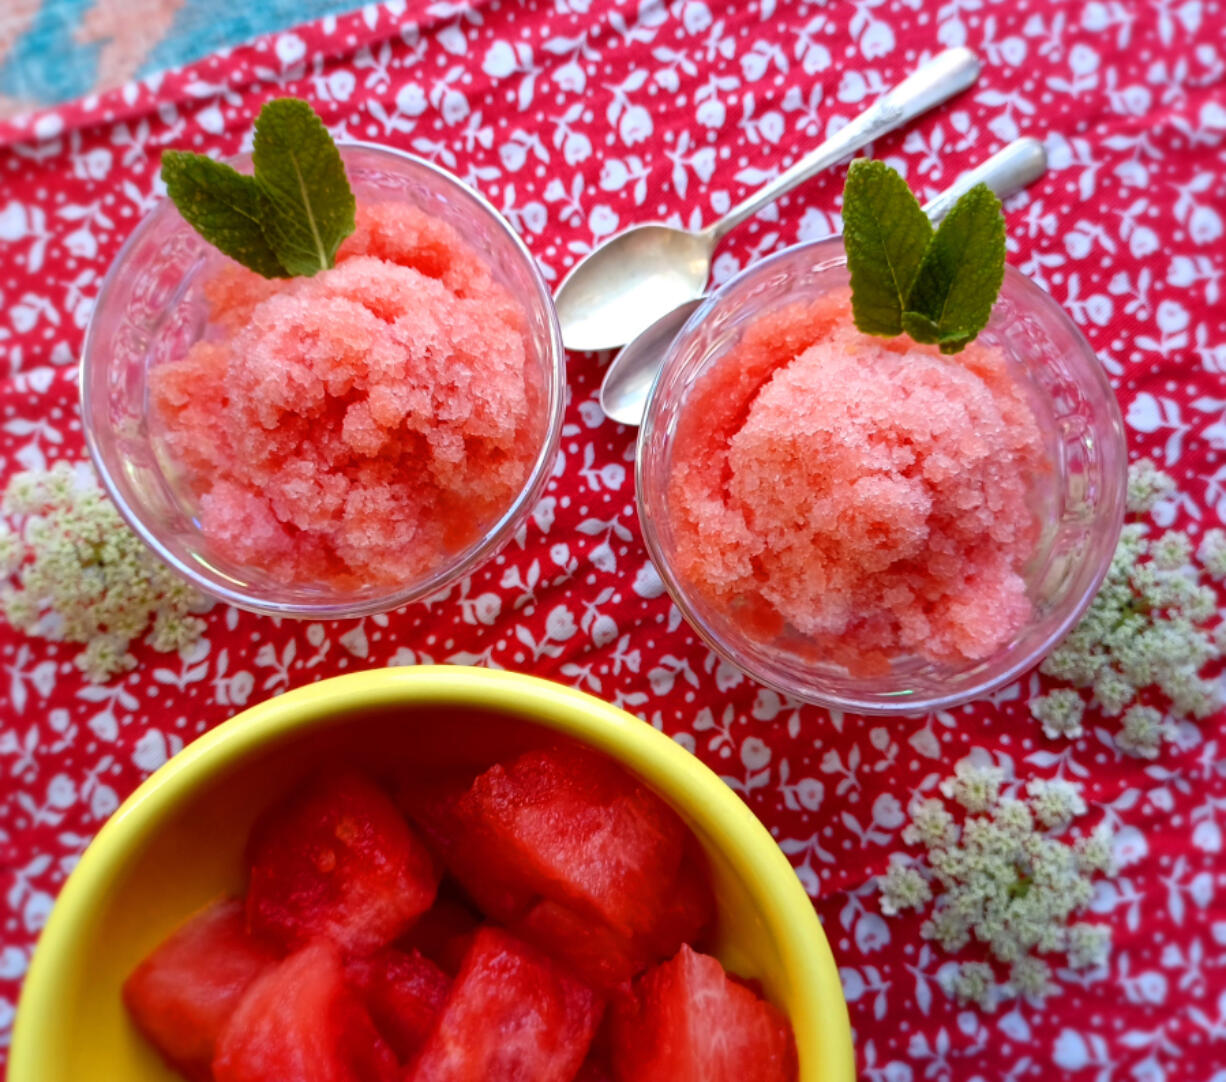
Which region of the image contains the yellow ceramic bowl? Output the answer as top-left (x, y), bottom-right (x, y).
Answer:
top-left (10, 667), bottom-right (853, 1081)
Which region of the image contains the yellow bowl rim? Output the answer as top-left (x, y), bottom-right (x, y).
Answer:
top-left (11, 666), bottom-right (854, 1081)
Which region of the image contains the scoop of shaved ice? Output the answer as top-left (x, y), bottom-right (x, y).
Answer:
top-left (667, 289), bottom-right (1047, 673)
top-left (152, 202), bottom-right (543, 588)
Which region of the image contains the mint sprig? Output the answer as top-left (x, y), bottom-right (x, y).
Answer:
top-left (843, 159), bottom-right (1006, 354)
top-left (161, 152), bottom-right (288, 280)
top-left (252, 99), bottom-right (355, 277)
top-left (842, 161), bottom-right (932, 337)
top-left (160, 97), bottom-right (355, 280)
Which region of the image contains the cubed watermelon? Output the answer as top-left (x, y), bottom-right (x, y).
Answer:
top-left (246, 769), bottom-right (439, 955)
top-left (407, 927), bottom-right (603, 1082)
top-left (510, 898), bottom-right (648, 991)
top-left (610, 945), bottom-right (797, 1082)
top-left (123, 898), bottom-right (277, 1082)
top-left (214, 940), bottom-right (398, 1082)
top-left (397, 887), bottom-right (482, 975)
top-left (445, 746), bottom-right (688, 939)
top-left (512, 838), bottom-right (714, 991)
top-left (346, 948), bottom-right (449, 1063)
top-left (397, 775), bottom-right (536, 922)
top-left (574, 1055), bottom-right (616, 1082)
top-left (640, 844), bottom-right (715, 958)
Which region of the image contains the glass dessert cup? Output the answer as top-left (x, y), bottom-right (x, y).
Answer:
top-left (637, 238), bottom-right (1127, 716)
top-left (81, 144), bottom-right (564, 619)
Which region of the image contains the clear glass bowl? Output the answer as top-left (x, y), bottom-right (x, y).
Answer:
top-left (637, 238), bottom-right (1127, 716)
top-left (81, 144), bottom-right (564, 619)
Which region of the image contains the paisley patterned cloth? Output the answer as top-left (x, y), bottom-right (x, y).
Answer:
top-left (1, 1), bottom-right (1225, 1079)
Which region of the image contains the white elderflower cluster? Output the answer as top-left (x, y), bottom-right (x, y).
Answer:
top-left (1025, 778), bottom-right (1086, 829)
top-left (877, 858), bottom-right (931, 916)
top-left (876, 759), bottom-right (1115, 1011)
top-left (1, 462), bottom-right (211, 681)
top-left (1030, 460), bottom-right (1224, 758)
top-left (1200, 528), bottom-right (1226, 581)
top-left (1125, 456), bottom-right (1176, 513)
top-left (1029, 688), bottom-right (1085, 740)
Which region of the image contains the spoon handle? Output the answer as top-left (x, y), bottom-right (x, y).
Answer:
top-left (705, 47), bottom-right (982, 242)
top-left (920, 137), bottom-right (1048, 222)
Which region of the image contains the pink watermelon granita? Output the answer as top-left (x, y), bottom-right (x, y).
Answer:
top-left (149, 201), bottom-right (543, 589)
top-left (667, 289), bottom-right (1048, 675)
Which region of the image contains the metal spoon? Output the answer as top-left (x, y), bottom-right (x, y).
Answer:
top-left (599, 136), bottom-right (1049, 427)
top-left (554, 47), bottom-right (982, 353)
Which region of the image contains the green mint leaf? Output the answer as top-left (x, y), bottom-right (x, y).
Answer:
top-left (938, 335), bottom-right (976, 355)
top-left (902, 183), bottom-right (1006, 353)
top-left (901, 311), bottom-right (976, 354)
top-left (160, 151), bottom-right (289, 279)
top-left (842, 159), bottom-right (934, 337)
top-left (251, 98), bottom-right (355, 277)
top-left (900, 310), bottom-right (941, 345)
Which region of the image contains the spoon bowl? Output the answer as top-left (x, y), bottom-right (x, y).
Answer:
top-left (600, 298), bottom-right (701, 425)
top-left (554, 226), bottom-right (713, 353)
top-left (555, 47), bottom-right (982, 352)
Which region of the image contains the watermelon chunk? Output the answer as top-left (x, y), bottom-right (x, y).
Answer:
top-left (123, 898), bottom-right (276, 1082)
top-left (574, 1055), bottom-right (616, 1082)
top-left (610, 945), bottom-right (797, 1082)
top-left (512, 836), bottom-right (714, 991)
top-left (437, 746), bottom-right (689, 939)
top-left (397, 887), bottom-right (482, 975)
top-left (510, 898), bottom-right (649, 991)
top-left (397, 775), bottom-right (536, 922)
top-left (214, 940), bottom-right (398, 1082)
top-left (639, 844), bottom-right (716, 959)
top-left (346, 948), bottom-right (449, 1063)
top-left (246, 769), bottom-right (439, 955)
top-left (407, 927), bottom-right (603, 1082)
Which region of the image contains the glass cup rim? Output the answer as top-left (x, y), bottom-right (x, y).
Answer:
top-left (636, 237), bottom-right (1127, 716)
top-left (80, 141), bottom-right (565, 619)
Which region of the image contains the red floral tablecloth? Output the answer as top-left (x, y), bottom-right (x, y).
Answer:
top-left (2, 1), bottom-right (1225, 1078)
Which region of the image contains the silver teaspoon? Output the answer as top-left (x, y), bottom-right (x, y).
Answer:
top-left (599, 136), bottom-right (1049, 427)
top-left (554, 47), bottom-right (982, 353)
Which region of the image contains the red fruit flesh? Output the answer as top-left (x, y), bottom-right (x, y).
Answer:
top-left (123, 898), bottom-right (276, 1082)
top-left (407, 927), bottom-right (603, 1082)
top-left (510, 898), bottom-right (648, 991)
top-left (610, 945), bottom-right (797, 1082)
top-left (640, 843), bottom-right (716, 958)
top-left (346, 948), bottom-right (449, 1063)
top-left (214, 940), bottom-right (398, 1082)
top-left (574, 1055), bottom-right (616, 1082)
top-left (457, 746), bottom-right (689, 937)
top-left (246, 769), bottom-right (439, 955)
top-left (512, 835), bottom-right (714, 993)
top-left (397, 888), bottom-right (482, 975)
top-left (398, 774), bottom-right (537, 922)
